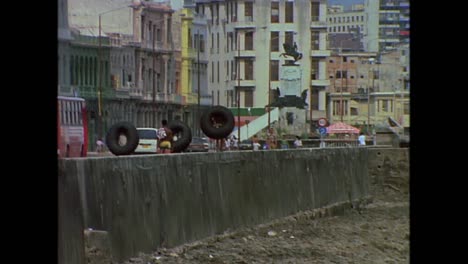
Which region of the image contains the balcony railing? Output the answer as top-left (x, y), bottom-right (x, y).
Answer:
top-left (311, 79), bottom-right (330, 86)
top-left (310, 50), bottom-right (331, 57)
top-left (310, 16), bottom-right (327, 28)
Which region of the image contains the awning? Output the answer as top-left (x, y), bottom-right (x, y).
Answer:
top-left (326, 122), bottom-right (360, 134)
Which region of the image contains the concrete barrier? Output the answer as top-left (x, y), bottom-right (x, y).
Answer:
top-left (58, 148), bottom-right (407, 263)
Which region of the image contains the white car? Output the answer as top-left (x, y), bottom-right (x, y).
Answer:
top-left (134, 128), bottom-right (159, 154)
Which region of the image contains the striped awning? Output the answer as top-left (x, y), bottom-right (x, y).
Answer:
top-left (326, 122), bottom-right (360, 134)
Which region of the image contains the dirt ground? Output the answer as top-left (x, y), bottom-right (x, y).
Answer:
top-left (120, 189), bottom-right (409, 264)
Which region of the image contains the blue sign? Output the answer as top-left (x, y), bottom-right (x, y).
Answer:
top-left (318, 127), bottom-right (327, 135)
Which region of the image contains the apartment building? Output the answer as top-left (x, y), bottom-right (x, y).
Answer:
top-left (192, 0), bottom-right (330, 121)
top-left (365, 0), bottom-right (410, 52)
top-left (326, 47), bottom-right (409, 130)
top-left (328, 0), bottom-right (410, 53)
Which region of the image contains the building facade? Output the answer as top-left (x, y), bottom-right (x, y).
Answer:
top-left (326, 47), bottom-right (409, 131)
top-left (192, 0), bottom-right (330, 123)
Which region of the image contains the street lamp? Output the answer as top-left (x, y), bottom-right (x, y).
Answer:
top-left (236, 28), bottom-right (241, 142)
top-left (367, 57), bottom-right (375, 134)
top-left (98, 5), bottom-right (131, 139)
top-left (197, 29), bottom-right (201, 137)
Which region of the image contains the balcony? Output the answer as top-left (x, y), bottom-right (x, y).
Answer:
top-left (129, 88), bottom-right (144, 98)
top-left (167, 93), bottom-right (184, 105)
top-left (311, 79), bottom-right (330, 86)
top-left (232, 19), bottom-right (256, 29)
top-left (310, 50), bottom-right (331, 57)
top-left (235, 79), bottom-right (256, 87)
top-left (310, 17), bottom-right (327, 29)
top-left (234, 49), bottom-right (256, 57)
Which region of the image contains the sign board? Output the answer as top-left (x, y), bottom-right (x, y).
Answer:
top-left (318, 127), bottom-right (327, 135)
top-left (317, 118), bottom-right (328, 127)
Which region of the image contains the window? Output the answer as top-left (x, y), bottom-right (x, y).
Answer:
top-left (404, 102), bottom-right (410, 115)
top-left (351, 107), bottom-right (358, 116)
top-left (381, 99), bottom-right (389, 112)
top-left (156, 28), bottom-right (161, 41)
top-left (211, 61), bottom-right (214, 82)
top-left (217, 61), bottom-right (220, 83)
top-left (271, 32), bottom-right (279, 51)
top-left (311, 59), bottom-right (319, 80)
top-left (311, 1), bottom-right (319, 21)
top-left (149, 21), bottom-right (152, 42)
top-left (270, 60), bottom-right (279, 81)
top-left (245, 90), bottom-right (253, 107)
top-left (245, 59), bottom-right (254, 80)
top-left (245, 1), bottom-right (253, 21)
top-left (200, 35), bottom-right (205, 52)
top-left (141, 16), bottom-right (145, 39)
top-left (336, 70), bottom-right (347, 78)
top-left (245, 32), bottom-right (253, 50)
top-left (217, 33), bottom-right (219, 53)
top-left (188, 29), bottom-right (192, 48)
top-left (333, 100), bottom-right (347, 115)
top-left (311, 31), bottom-right (319, 49)
top-left (211, 33), bottom-right (214, 49)
top-left (271, 2), bottom-right (279, 23)
top-left (194, 33), bottom-right (199, 50)
top-left (285, 2), bottom-right (293, 23)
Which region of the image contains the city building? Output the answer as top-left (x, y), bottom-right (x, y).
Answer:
top-left (58, 0), bottom-right (73, 95)
top-left (326, 45), bottom-right (409, 132)
top-left (193, 0), bottom-right (330, 127)
top-left (364, 0), bottom-right (410, 52)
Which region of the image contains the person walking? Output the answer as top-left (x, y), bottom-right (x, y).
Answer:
top-left (358, 132), bottom-right (366, 146)
top-left (293, 136), bottom-right (303, 148)
top-left (158, 119), bottom-right (173, 153)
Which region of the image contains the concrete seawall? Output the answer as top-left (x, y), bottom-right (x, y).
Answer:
top-left (58, 148), bottom-right (408, 263)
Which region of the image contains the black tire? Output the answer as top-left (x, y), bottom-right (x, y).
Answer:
top-left (105, 121), bottom-right (139, 156)
top-left (168, 120), bottom-right (192, 153)
top-left (200, 105), bottom-right (235, 139)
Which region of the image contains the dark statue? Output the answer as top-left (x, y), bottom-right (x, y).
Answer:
top-left (280, 42), bottom-right (303, 62)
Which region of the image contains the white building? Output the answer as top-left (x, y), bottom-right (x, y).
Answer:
top-left (194, 0), bottom-right (330, 120)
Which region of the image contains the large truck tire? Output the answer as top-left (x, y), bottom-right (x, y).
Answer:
top-left (105, 121), bottom-right (139, 156)
top-left (200, 105), bottom-right (235, 139)
top-left (168, 120), bottom-right (192, 153)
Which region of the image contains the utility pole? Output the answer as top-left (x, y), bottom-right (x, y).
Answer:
top-left (153, 26), bottom-right (156, 127)
top-left (98, 14), bottom-right (103, 140)
top-left (197, 30), bottom-right (201, 137)
top-left (339, 47), bottom-right (343, 122)
top-left (237, 29), bottom-right (241, 142)
top-left (267, 34), bottom-right (271, 130)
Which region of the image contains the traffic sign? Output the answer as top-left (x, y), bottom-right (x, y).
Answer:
top-left (318, 127), bottom-right (327, 135)
top-left (317, 118), bottom-right (328, 127)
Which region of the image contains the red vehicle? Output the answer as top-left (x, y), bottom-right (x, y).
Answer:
top-left (57, 96), bottom-right (88, 157)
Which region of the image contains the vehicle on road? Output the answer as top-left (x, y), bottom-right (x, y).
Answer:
top-left (238, 139), bottom-right (253, 150)
top-left (57, 96), bottom-right (88, 158)
top-left (134, 128), bottom-right (158, 154)
top-left (185, 137), bottom-right (210, 152)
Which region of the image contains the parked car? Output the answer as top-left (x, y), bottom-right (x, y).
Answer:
top-left (238, 139), bottom-right (253, 150)
top-left (134, 128), bottom-right (159, 154)
top-left (186, 137), bottom-right (210, 152)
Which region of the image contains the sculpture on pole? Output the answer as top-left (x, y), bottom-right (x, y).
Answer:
top-left (280, 42), bottom-right (303, 62)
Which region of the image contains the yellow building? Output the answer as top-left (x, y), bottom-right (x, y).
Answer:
top-left (180, 8), bottom-right (193, 104)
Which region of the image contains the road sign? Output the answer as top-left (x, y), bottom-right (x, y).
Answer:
top-left (317, 118), bottom-right (328, 127)
top-left (318, 127), bottom-right (327, 135)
